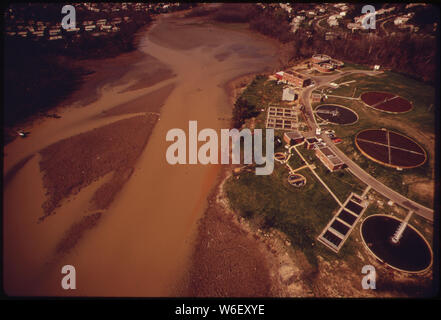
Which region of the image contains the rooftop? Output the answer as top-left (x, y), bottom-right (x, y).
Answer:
top-left (317, 147), bottom-right (344, 165)
top-left (285, 131), bottom-right (303, 140)
top-left (285, 70), bottom-right (310, 80)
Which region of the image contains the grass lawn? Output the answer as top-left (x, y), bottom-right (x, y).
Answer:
top-left (341, 62), bottom-right (373, 71)
top-left (312, 70), bottom-right (435, 208)
top-left (300, 147), bottom-right (368, 202)
top-left (225, 70), bottom-right (434, 273)
top-left (225, 142), bottom-right (370, 268)
top-left (225, 161), bottom-right (346, 268)
top-left (324, 71), bottom-right (435, 133)
top-left (316, 95), bottom-right (434, 208)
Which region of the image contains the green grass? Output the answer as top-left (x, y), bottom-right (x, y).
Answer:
top-left (341, 62), bottom-right (373, 71)
top-left (225, 145), bottom-right (368, 267)
top-left (311, 69), bottom-right (435, 208)
top-left (240, 76), bottom-right (309, 135)
top-left (225, 159), bottom-right (342, 267)
top-left (314, 94), bottom-right (434, 208)
top-left (240, 76), bottom-right (284, 110)
top-left (225, 68), bottom-right (434, 274)
top-left (325, 71), bottom-right (435, 132)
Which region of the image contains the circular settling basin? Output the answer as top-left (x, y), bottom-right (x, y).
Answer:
top-left (287, 173), bottom-right (306, 187)
top-left (315, 104), bottom-right (358, 125)
top-left (274, 152), bottom-right (287, 162)
top-left (355, 129), bottom-right (427, 169)
top-left (361, 215), bottom-right (432, 273)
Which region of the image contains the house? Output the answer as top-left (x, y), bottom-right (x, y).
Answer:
top-left (279, 3), bottom-right (292, 13)
top-left (327, 15), bottom-right (339, 27)
top-left (49, 35), bottom-right (62, 41)
top-left (315, 146), bottom-right (345, 171)
top-left (85, 25), bottom-right (96, 31)
top-left (101, 25), bottom-right (112, 31)
top-left (394, 16), bottom-right (409, 26)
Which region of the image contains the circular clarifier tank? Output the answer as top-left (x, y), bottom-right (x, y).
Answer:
top-left (360, 215), bottom-right (432, 273)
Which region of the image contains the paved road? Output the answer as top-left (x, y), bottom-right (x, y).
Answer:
top-left (300, 70), bottom-right (435, 222)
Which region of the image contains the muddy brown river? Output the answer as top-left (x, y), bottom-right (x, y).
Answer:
top-left (3, 11), bottom-right (279, 296)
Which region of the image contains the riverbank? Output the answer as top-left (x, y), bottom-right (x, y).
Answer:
top-left (182, 156), bottom-right (318, 297)
top-left (4, 11), bottom-right (281, 296)
top-left (3, 17), bottom-right (155, 143)
top-left (186, 70), bottom-right (435, 297)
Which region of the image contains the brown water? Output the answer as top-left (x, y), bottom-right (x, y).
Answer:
top-left (3, 12), bottom-right (278, 296)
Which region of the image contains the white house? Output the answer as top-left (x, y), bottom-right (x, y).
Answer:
top-left (394, 16), bottom-right (409, 25)
top-left (328, 16), bottom-right (339, 27)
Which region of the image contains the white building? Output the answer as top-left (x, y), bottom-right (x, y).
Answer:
top-left (328, 15), bottom-right (339, 27)
top-left (394, 16), bottom-right (410, 25)
top-left (279, 3), bottom-right (292, 14)
top-left (282, 87), bottom-right (297, 101)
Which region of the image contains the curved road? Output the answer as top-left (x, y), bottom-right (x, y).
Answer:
top-left (300, 70), bottom-right (435, 222)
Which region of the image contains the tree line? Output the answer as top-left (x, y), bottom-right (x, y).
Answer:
top-left (208, 3), bottom-right (438, 84)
